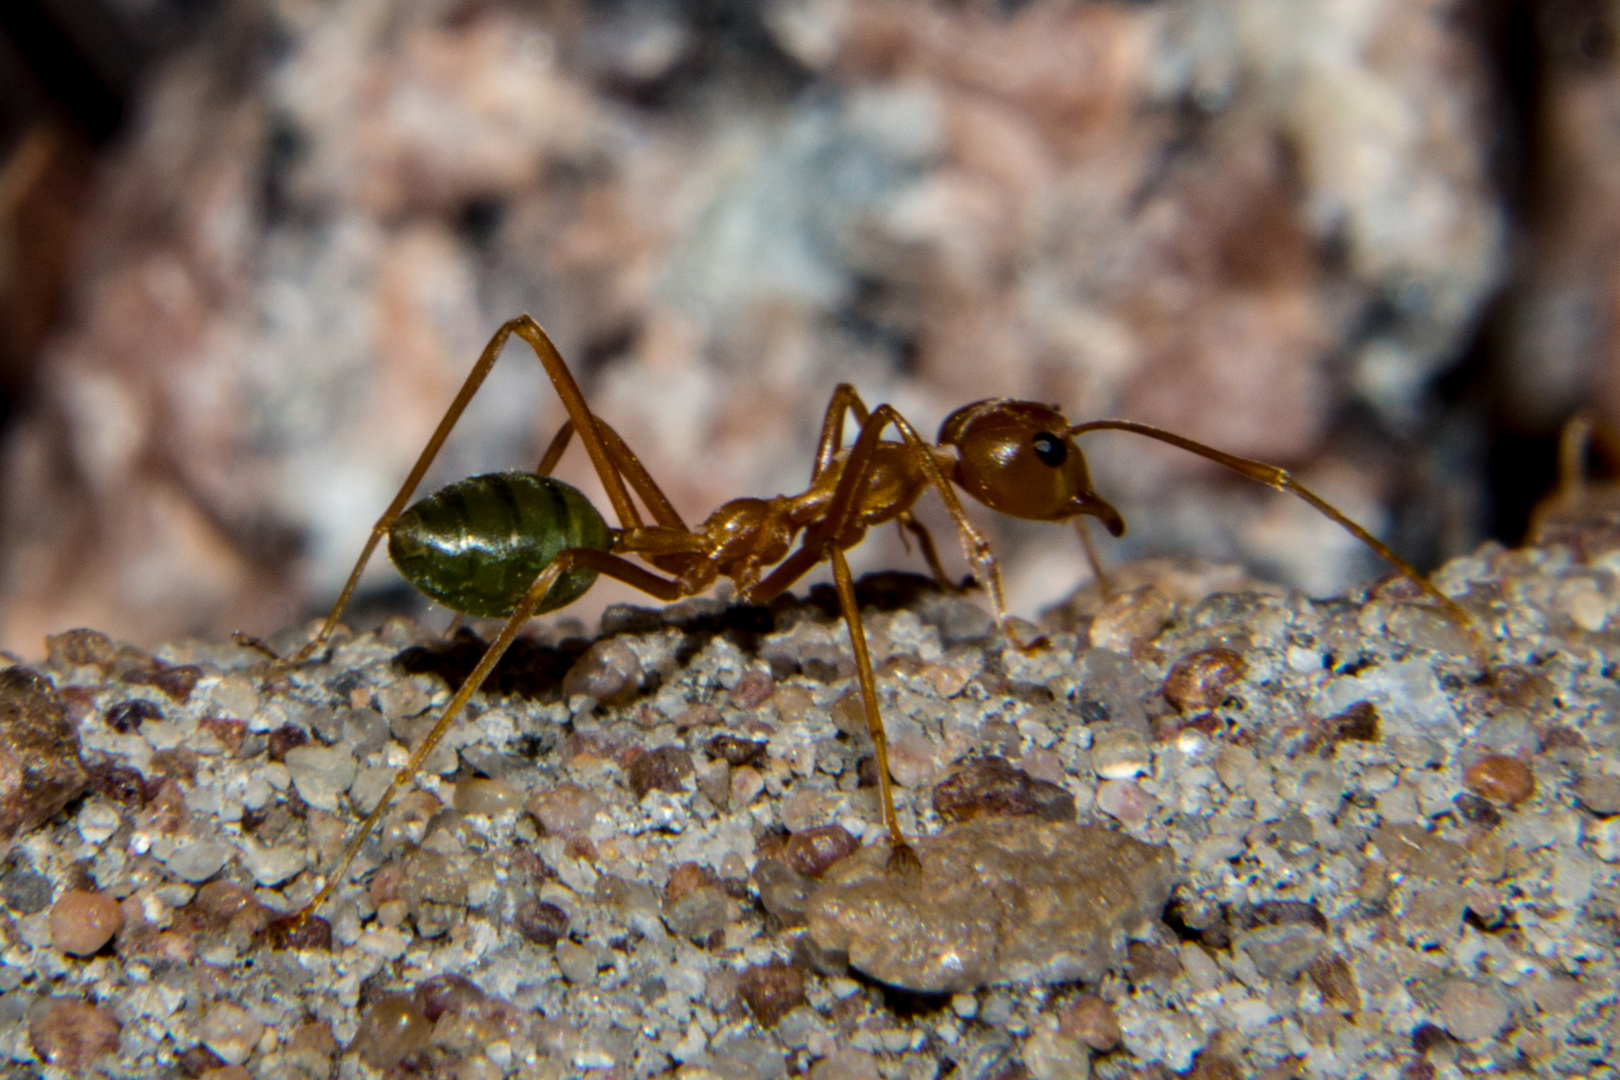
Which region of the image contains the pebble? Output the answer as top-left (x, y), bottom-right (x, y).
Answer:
top-left (807, 818), bottom-right (1177, 992)
top-left (242, 842), bottom-right (307, 887)
top-left (527, 782), bottom-right (603, 838)
top-left (513, 899), bottom-right (569, 945)
top-left (282, 744), bottom-right (358, 811)
top-left (738, 960), bottom-right (806, 1027)
top-left (810, 1048), bottom-right (882, 1080)
top-left (350, 995), bottom-right (432, 1069)
top-left (628, 745), bottom-right (694, 798)
top-left (1162, 648), bottom-right (1246, 713)
top-left (265, 723), bottom-right (309, 762)
top-left (1090, 725), bottom-right (1151, 780)
top-left (201, 1003), bottom-right (264, 1066)
top-left (556, 939), bottom-right (597, 983)
top-left (562, 638), bottom-right (642, 704)
top-left (1, 866), bottom-right (51, 914)
top-left (1438, 979), bottom-right (1508, 1043)
top-left (1463, 754), bottom-right (1535, 806)
top-left (1095, 779), bottom-right (1154, 829)
top-left (931, 756), bottom-right (1075, 823)
top-left (105, 699), bottom-right (161, 733)
top-left (75, 801), bottom-right (121, 844)
top-left (729, 669), bottom-right (776, 709)
top-left (1061, 994), bottom-right (1121, 1051)
top-left (29, 999), bottom-right (121, 1072)
top-left (49, 889), bottom-right (124, 955)
top-left (162, 839), bottom-right (231, 883)
top-left (0, 666), bottom-right (88, 843)
top-left (1574, 773), bottom-right (1620, 816)
top-left (452, 778), bottom-right (520, 815)
top-left (784, 825), bottom-right (861, 877)
top-left (1089, 587), bottom-right (1173, 652)
top-left (708, 733), bottom-right (769, 766)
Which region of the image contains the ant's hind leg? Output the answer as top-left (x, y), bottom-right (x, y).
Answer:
top-left (286, 547), bottom-right (692, 929)
top-left (279, 317), bottom-right (641, 665)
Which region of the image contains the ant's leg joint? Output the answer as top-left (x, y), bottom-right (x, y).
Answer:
top-left (886, 840), bottom-right (922, 877)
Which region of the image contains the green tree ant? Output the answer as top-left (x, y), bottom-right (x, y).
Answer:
top-left (263, 314), bottom-right (1474, 932)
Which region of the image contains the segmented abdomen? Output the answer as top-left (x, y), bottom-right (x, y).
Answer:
top-left (388, 472), bottom-right (612, 618)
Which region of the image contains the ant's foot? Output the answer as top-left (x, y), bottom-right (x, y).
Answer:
top-left (885, 840), bottom-right (923, 877)
top-left (232, 631), bottom-right (284, 662)
top-left (259, 910), bottom-right (332, 951)
top-left (1000, 617), bottom-right (1049, 654)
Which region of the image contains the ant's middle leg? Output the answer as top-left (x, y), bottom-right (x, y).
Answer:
top-left (896, 513), bottom-right (958, 592)
top-left (285, 317), bottom-right (640, 664)
top-left (831, 546), bottom-right (920, 874)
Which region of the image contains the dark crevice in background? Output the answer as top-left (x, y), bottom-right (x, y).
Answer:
top-left (1468, 0), bottom-right (1562, 547)
top-left (0, 0), bottom-right (216, 433)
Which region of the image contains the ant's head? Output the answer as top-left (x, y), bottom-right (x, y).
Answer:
top-left (938, 399), bottom-right (1125, 535)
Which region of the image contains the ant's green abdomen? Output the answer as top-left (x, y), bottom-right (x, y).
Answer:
top-left (388, 472), bottom-right (612, 619)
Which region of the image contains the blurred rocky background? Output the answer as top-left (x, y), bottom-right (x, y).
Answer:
top-left (0, 0), bottom-right (1603, 655)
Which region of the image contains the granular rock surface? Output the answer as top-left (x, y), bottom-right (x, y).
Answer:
top-left (807, 819), bottom-right (1175, 993)
top-left (2, 530), bottom-right (1620, 1078)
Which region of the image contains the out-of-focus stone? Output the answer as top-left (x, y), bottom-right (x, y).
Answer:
top-left (29, 1000), bottom-right (120, 1071)
top-left (349, 995), bottom-right (432, 1069)
top-left (737, 960), bottom-right (805, 1028)
top-left (755, 858), bottom-right (810, 927)
top-left (513, 899), bottom-right (569, 946)
top-left (282, 744), bottom-right (358, 812)
top-left (1162, 648), bottom-right (1247, 713)
top-left (810, 1048), bottom-right (882, 1080)
top-left (1089, 588), bottom-right (1173, 653)
top-left (452, 778), bottom-right (520, 815)
top-left (1234, 921), bottom-right (1327, 981)
top-left (931, 756), bottom-right (1075, 823)
top-left (1463, 754), bottom-right (1535, 807)
top-left (0, 666), bottom-right (87, 843)
top-left (201, 1003), bottom-right (264, 1067)
top-left (562, 638), bottom-right (642, 705)
top-left (49, 890), bottom-right (124, 956)
top-left (783, 825), bottom-right (860, 878)
top-left (1574, 773), bottom-right (1620, 817)
top-left (663, 881), bottom-right (735, 941)
top-left (628, 745), bottom-right (694, 798)
top-left (527, 781), bottom-right (603, 838)
top-left (162, 839), bottom-right (232, 883)
top-left (1060, 994), bottom-right (1121, 1051)
top-left (1438, 979), bottom-right (1508, 1043)
top-left (1305, 953), bottom-right (1361, 1012)
top-left (1089, 726), bottom-right (1151, 780)
top-left (807, 818), bottom-right (1177, 992)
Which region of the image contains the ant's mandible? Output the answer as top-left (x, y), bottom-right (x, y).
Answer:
top-left (256, 315), bottom-right (1476, 931)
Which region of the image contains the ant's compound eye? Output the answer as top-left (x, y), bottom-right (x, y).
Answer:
top-left (1031, 433), bottom-right (1067, 467)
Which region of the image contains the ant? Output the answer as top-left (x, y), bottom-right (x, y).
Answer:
top-left (258, 315), bottom-right (1475, 929)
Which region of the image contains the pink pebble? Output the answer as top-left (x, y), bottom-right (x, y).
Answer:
top-left (49, 890), bottom-right (124, 956)
top-left (1096, 779), bottom-right (1155, 830)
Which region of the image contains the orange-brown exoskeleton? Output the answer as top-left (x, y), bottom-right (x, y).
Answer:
top-left (264, 315), bottom-right (1474, 931)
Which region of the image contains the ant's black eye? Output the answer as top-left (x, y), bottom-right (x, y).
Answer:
top-left (1031, 433), bottom-right (1066, 467)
